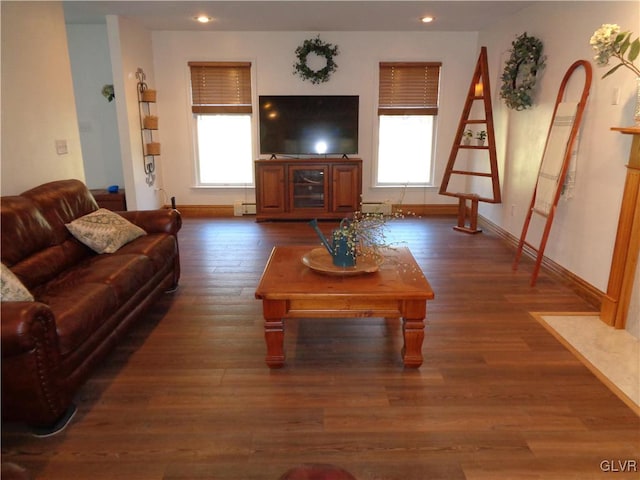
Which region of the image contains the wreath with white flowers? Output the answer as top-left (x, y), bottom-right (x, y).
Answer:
top-left (293, 36), bottom-right (339, 84)
top-left (500, 33), bottom-right (546, 111)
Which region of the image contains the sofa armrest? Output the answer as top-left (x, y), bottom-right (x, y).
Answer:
top-left (0, 302), bottom-right (60, 364)
top-left (1, 301), bottom-right (60, 358)
top-left (1, 301), bottom-right (69, 427)
top-left (118, 208), bottom-right (182, 236)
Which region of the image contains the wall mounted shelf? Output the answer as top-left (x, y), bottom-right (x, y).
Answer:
top-left (136, 67), bottom-right (157, 186)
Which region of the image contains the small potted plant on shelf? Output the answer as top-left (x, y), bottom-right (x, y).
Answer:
top-left (476, 130), bottom-right (487, 146)
top-left (462, 129), bottom-right (473, 145)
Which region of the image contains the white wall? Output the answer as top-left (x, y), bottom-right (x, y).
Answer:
top-left (107, 15), bottom-right (162, 210)
top-left (476, 1), bottom-right (638, 296)
top-left (0, 1), bottom-right (85, 195)
top-left (67, 24), bottom-right (123, 190)
top-left (151, 30), bottom-right (479, 207)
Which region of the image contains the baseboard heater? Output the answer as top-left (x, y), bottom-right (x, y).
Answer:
top-left (360, 201), bottom-right (392, 215)
top-left (233, 201), bottom-right (257, 216)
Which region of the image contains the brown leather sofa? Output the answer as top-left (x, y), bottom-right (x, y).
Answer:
top-left (1, 179), bottom-right (181, 434)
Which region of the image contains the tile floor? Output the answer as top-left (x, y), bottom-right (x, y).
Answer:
top-left (537, 313), bottom-right (639, 413)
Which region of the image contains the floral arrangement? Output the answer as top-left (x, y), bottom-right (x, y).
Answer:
top-left (463, 129), bottom-right (473, 139)
top-left (476, 130), bottom-right (487, 141)
top-left (293, 36), bottom-right (339, 84)
top-left (332, 209), bottom-right (409, 261)
top-left (590, 24), bottom-right (640, 78)
top-left (500, 33), bottom-right (546, 111)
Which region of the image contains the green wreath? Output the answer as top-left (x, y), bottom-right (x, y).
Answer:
top-left (500, 33), bottom-right (546, 111)
top-left (293, 36), bottom-right (339, 84)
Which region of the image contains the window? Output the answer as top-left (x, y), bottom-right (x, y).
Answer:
top-left (376, 62), bottom-right (441, 186)
top-left (189, 62), bottom-right (253, 186)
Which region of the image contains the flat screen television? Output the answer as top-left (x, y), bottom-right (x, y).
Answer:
top-left (259, 95), bottom-right (359, 156)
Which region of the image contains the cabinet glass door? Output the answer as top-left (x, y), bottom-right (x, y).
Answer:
top-left (290, 166), bottom-right (328, 210)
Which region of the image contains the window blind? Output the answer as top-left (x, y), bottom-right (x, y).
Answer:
top-left (188, 62), bottom-right (252, 114)
top-left (378, 62), bottom-right (441, 115)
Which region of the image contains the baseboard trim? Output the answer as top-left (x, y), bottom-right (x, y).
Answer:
top-left (170, 203), bottom-right (458, 218)
top-left (169, 205), bottom-right (235, 217)
top-left (397, 203), bottom-right (458, 216)
top-left (478, 215), bottom-right (603, 309)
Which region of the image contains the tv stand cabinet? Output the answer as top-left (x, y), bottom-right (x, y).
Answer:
top-left (255, 158), bottom-right (362, 221)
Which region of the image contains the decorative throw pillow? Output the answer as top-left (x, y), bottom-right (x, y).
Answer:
top-left (66, 208), bottom-right (146, 254)
top-left (1, 263), bottom-right (34, 302)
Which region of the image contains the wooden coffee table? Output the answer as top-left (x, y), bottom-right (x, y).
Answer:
top-left (255, 245), bottom-right (434, 368)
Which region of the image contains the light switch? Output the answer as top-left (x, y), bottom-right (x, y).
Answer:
top-left (612, 87), bottom-right (620, 105)
top-left (55, 139), bottom-right (68, 155)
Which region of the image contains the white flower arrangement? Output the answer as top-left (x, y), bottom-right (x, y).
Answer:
top-left (590, 24), bottom-right (640, 78)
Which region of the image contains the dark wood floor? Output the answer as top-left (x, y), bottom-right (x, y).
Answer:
top-left (2, 216), bottom-right (638, 480)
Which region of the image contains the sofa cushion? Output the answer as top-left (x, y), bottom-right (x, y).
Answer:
top-left (66, 209), bottom-right (146, 254)
top-left (9, 240), bottom-right (95, 292)
top-left (34, 254), bottom-right (155, 305)
top-left (1, 188), bottom-right (97, 291)
top-left (21, 179), bottom-right (98, 244)
top-left (1, 196), bottom-right (55, 266)
top-left (1, 263), bottom-right (34, 302)
top-left (82, 254), bottom-right (156, 302)
top-left (37, 282), bottom-right (119, 356)
top-left (35, 253), bottom-right (156, 355)
top-left (115, 233), bottom-right (177, 272)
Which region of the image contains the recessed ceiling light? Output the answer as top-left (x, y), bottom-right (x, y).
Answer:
top-left (194, 15), bottom-right (213, 24)
top-left (421, 16), bottom-right (434, 24)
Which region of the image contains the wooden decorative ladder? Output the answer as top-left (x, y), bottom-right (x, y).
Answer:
top-left (512, 60), bottom-right (592, 286)
top-left (439, 46), bottom-right (501, 234)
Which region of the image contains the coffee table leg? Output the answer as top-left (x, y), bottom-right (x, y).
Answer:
top-left (263, 300), bottom-right (286, 368)
top-left (401, 301), bottom-right (426, 367)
